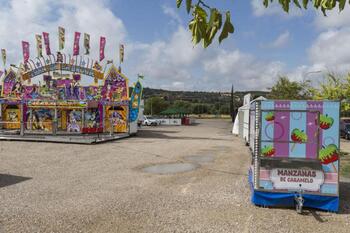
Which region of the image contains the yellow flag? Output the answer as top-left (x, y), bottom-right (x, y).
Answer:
top-left (119, 44), bottom-right (124, 63)
top-left (84, 33), bottom-right (90, 55)
top-left (58, 26), bottom-right (65, 50)
top-left (1, 49), bottom-right (6, 66)
top-left (35, 35), bottom-right (43, 57)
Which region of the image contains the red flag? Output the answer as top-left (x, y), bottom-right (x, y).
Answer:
top-left (99, 36), bottom-right (106, 61)
top-left (73, 32), bottom-right (81, 56)
top-left (42, 32), bottom-right (51, 55)
top-left (22, 41), bottom-right (30, 63)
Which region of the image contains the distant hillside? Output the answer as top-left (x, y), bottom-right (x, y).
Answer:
top-left (142, 87), bottom-right (269, 105)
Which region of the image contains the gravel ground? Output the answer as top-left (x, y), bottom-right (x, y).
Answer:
top-left (0, 119), bottom-right (350, 233)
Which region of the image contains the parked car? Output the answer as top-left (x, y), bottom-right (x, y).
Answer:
top-left (340, 123), bottom-right (350, 139)
top-left (142, 116), bottom-right (161, 126)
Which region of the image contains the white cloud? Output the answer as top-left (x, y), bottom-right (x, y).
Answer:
top-left (307, 7), bottom-right (350, 77)
top-left (251, 0), bottom-right (303, 17)
top-left (202, 50), bottom-right (285, 90)
top-left (126, 26), bottom-right (203, 90)
top-left (262, 31), bottom-right (290, 48)
top-left (0, 0), bottom-right (288, 91)
top-left (314, 7), bottom-right (350, 30)
top-left (0, 0), bottom-right (126, 72)
top-left (162, 5), bottom-right (182, 25)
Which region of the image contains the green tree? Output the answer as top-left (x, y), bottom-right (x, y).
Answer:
top-left (311, 73), bottom-right (350, 112)
top-left (177, 0), bottom-right (349, 47)
top-left (172, 100), bottom-right (193, 113)
top-left (219, 104), bottom-right (230, 115)
top-left (268, 76), bottom-right (312, 100)
top-left (192, 103), bottom-right (209, 114)
top-left (144, 97), bottom-right (169, 115)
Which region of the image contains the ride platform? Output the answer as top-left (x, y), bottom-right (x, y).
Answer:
top-left (0, 131), bottom-right (130, 144)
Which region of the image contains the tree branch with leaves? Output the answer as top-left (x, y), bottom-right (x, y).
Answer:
top-left (177, 0), bottom-right (349, 48)
top-left (176, 0), bottom-right (234, 48)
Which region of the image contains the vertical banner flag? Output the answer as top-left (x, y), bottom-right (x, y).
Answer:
top-left (73, 32), bottom-right (81, 56)
top-left (99, 36), bottom-right (106, 61)
top-left (119, 44), bottom-right (124, 64)
top-left (43, 32), bottom-right (51, 55)
top-left (22, 41), bottom-right (30, 63)
top-left (1, 49), bottom-right (6, 66)
top-left (58, 26), bottom-right (65, 50)
top-left (84, 33), bottom-right (90, 55)
top-left (35, 35), bottom-right (43, 57)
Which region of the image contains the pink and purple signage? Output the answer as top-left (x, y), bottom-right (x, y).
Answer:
top-left (22, 41), bottom-right (30, 63)
top-left (42, 32), bottom-right (51, 55)
top-left (255, 100), bottom-right (340, 195)
top-left (73, 32), bottom-right (81, 56)
top-left (99, 36), bottom-right (106, 61)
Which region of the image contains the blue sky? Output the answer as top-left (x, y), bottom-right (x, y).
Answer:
top-left (0, 0), bottom-right (350, 91)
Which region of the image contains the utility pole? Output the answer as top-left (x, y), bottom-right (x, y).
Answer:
top-left (230, 84), bottom-right (234, 122)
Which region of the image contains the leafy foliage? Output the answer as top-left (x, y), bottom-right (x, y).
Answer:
top-left (311, 73), bottom-right (350, 112)
top-left (177, 0), bottom-right (350, 47)
top-left (142, 87), bottom-right (264, 115)
top-left (267, 76), bottom-right (312, 100)
top-left (177, 0), bottom-right (234, 48)
top-left (265, 0), bottom-right (349, 15)
top-left (144, 97), bottom-right (170, 115)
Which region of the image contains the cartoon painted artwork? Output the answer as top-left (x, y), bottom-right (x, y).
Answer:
top-left (30, 109), bottom-right (54, 131)
top-left (291, 128), bottom-right (308, 143)
top-left (290, 128), bottom-right (307, 151)
top-left (0, 56), bottom-right (144, 136)
top-left (319, 114), bottom-right (334, 130)
top-left (129, 80), bottom-right (143, 122)
top-left (4, 109), bottom-right (20, 129)
top-left (85, 109), bottom-right (100, 128)
top-left (257, 100), bottom-right (340, 196)
top-left (67, 110), bottom-right (81, 132)
top-left (319, 144), bottom-right (339, 172)
top-left (265, 112), bottom-right (275, 121)
top-left (106, 107), bottom-right (127, 133)
top-left (102, 65), bottom-right (128, 102)
top-left (2, 70), bottom-right (19, 98)
top-left (261, 145), bottom-right (275, 157)
top-left (11, 82), bottom-right (23, 98)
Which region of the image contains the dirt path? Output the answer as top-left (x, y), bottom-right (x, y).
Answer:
top-left (0, 119), bottom-right (349, 232)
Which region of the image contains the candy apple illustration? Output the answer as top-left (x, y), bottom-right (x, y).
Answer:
top-left (265, 112), bottom-right (275, 122)
top-left (319, 114), bottom-right (334, 130)
top-left (290, 128), bottom-right (307, 152)
top-left (261, 145), bottom-right (275, 157)
top-left (319, 144), bottom-right (339, 172)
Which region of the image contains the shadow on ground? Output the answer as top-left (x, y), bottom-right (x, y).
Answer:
top-left (137, 129), bottom-right (232, 141)
top-left (0, 174), bottom-right (32, 188)
top-left (339, 181), bottom-right (350, 214)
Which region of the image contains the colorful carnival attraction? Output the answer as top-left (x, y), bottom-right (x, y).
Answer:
top-left (0, 28), bottom-right (143, 144)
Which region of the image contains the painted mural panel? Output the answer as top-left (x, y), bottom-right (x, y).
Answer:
top-left (28, 109), bottom-right (54, 132)
top-left (129, 80), bottom-right (142, 122)
top-left (258, 100), bottom-right (339, 195)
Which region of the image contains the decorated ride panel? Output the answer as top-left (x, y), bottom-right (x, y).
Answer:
top-left (255, 100), bottom-right (339, 196)
top-left (105, 106), bottom-right (128, 133)
top-left (1, 63), bottom-right (133, 134)
top-left (102, 65), bottom-right (128, 102)
top-left (21, 54), bottom-right (104, 81)
top-left (1, 65), bottom-right (128, 104)
top-left (129, 80), bottom-right (143, 122)
top-left (2, 104), bottom-right (20, 129)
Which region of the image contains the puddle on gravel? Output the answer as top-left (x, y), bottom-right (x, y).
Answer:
top-left (183, 155), bottom-right (214, 163)
top-left (143, 163), bottom-right (199, 174)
